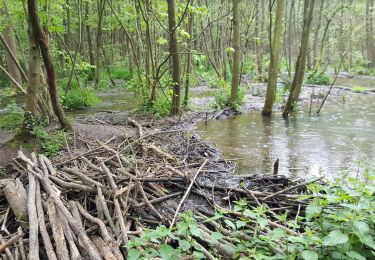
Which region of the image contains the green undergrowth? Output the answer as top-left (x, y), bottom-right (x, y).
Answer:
top-left (31, 127), bottom-right (67, 157)
top-left (60, 88), bottom-right (101, 110)
top-left (306, 72), bottom-right (331, 85)
top-left (0, 102), bottom-right (24, 129)
top-left (351, 85), bottom-right (367, 93)
top-left (214, 84), bottom-right (245, 111)
top-left (127, 168), bottom-right (375, 259)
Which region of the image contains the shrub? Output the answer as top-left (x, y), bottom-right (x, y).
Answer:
top-left (141, 93), bottom-right (171, 118)
top-left (306, 72), bottom-right (331, 85)
top-left (214, 85), bottom-right (245, 111)
top-left (351, 85), bottom-right (367, 93)
top-left (61, 89), bottom-right (100, 110)
top-left (109, 65), bottom-right (132, 81)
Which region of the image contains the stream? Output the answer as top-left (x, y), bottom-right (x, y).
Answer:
top-left (1, 76), bottom-right (374, 177)
top-left (196, 92), bottom-right (375, 178)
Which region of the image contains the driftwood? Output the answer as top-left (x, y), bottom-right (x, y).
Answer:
top-left (0, 119), bottom-right (313, 259)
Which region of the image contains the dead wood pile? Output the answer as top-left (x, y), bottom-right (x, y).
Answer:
top-left (0, 120), bottom-right (313, 259)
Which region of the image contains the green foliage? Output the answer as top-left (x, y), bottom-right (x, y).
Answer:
top-left (242, 57), bottom-right (257, 74)
top-left (0, 102), bottom-right (24, 129)
top-left (214, 85), bottom-right (245, 111)
top-left (60, 89), bottom-right (100, 110)
top-left (0, 113), bottom-right (23, 129)
top-left (351, 85), bottom-right (367, 93)
top-left (127, 168), bottom-right (375, 259)
top-left (306, 72), bottom-right (331, 85)
top-left (109, 65), bottom-right (132, 81)
top-left (32, 128), bottom-right (66, 157)
top-left (140, 92), bottom-right (171, 118)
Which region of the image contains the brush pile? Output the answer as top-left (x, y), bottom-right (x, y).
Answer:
top-left (0, 119), bottom-right (315, 259)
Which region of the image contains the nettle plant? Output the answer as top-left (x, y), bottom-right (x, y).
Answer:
top-left (127, 168), bottom-right (375, 259)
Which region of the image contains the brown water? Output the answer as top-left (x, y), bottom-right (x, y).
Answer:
top-left (196, 93), bottom-right (375, 178)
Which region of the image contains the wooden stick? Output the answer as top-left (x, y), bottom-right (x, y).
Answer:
top-left (36, 181), bottom-right (58, 260)
top-left (0, 233), bottom-right (22, 253)
top-left (263, 178), bottom-right (321, 201)
top-left (62, 167), bottom-right (103, 187)
top-left (169, 159), bottom-right (208, 229)
top-left (48, 198), bottom-right (70, 260)
top-left (17, 228), bottom-right (26, 260)
top-left (136, 180), bottom-right (164, 220)
top-left (27, 167), bottom-right (39, 259)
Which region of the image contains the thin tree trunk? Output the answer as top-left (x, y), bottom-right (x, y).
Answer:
top-left (167, 0), bottom-right (181, 115)
top-left (2, 26), bottom-right (22, 88)
top-left (283, 0), bottom-right (315, 116)
top-left (184, 0), bottom-right (194, 107)
top-left (366, 0), bottom-right (375, 68)
top-left (28, 0), bottom-right (72, 130)
top-left (230, 0), bottom-right (241, 105)
top-left (85, 2), bottom-right (95, 78)
top-left (95, 0), bottom-right (105, 86)
top-left (262, 0), bottom-right (286, 116)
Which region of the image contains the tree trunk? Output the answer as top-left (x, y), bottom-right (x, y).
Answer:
top-left (262, 0), bottom-right (286, 116)
top-left (95, 0), bottom-right (105, 86)
top-left (167, 0), bottom-right (181, 115)
top-left (184, 0), bottom-right (194, 107)
top-left (26, 25), bottom-right (41, 118)
top-left (254, 0), bottom-right (264, 76)
top-left (2, 26), bottom-right (22, 88)
top-left (85, 2), bottom-right (95, 79)
top-left (366, 0), bottom-right (375, 68)
top-left (230, 0), bottom-right (241, 105)
top-left (283, 0), bottom-right (315, 116)
top-left (28, 0), bottom-right (72, 130)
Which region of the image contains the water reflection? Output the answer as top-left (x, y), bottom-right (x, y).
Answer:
top-left (197, 93), bottom-right (375, 178)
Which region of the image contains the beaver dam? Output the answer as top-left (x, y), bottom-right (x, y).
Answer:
top-left (0, 117), bottom-right (325, 259)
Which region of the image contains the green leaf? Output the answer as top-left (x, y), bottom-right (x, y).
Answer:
top-left (236, 220), bottom-right (247, 229)
top-left (302, 250), bottom-right (318, 260)
top-left (323, 230), bottom-right (349, 246)
top-left (210, 231), bottom-right (224, 242)
top-left (305, 204), bottom-right (322, 220)
top-left (224, 219), bottom-right (236, 230)
top-left (158, 244), bottom-right (176, 260)
top-left (346, 251), bottom-right (366, 260)
top-left (189, 223), bottom-right (201, 237)
top-left (178, 239), bottom-right (191, 251)
top-left (271, 228), bottom-right (286, 240)
top-left (357, 233), bottom-right (375, 250)
top-left (243, 209), bottom-right (256, 218)
top-left (256, 217), bottom-right (268, 229)
top-left (353, 221), bottom-right (370, 235)
top-left (127, 249), bottom-right (141, 260)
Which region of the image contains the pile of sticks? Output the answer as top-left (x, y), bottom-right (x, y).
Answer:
top-left (0, 121), bottom-right (313, 259)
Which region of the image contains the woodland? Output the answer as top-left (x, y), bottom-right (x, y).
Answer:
top-left (0, 0), bottom-right (375, 259)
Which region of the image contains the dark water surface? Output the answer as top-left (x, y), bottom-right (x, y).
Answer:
top-left (196, 93), bottom-right (375, 178)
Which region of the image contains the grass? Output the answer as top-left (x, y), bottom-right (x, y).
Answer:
top-left (0, 113), bottom-right (23, 129)
top-left (351, 85), bottom-right (367, 93)
top-left (61, 88), bottom-right (101, 110)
